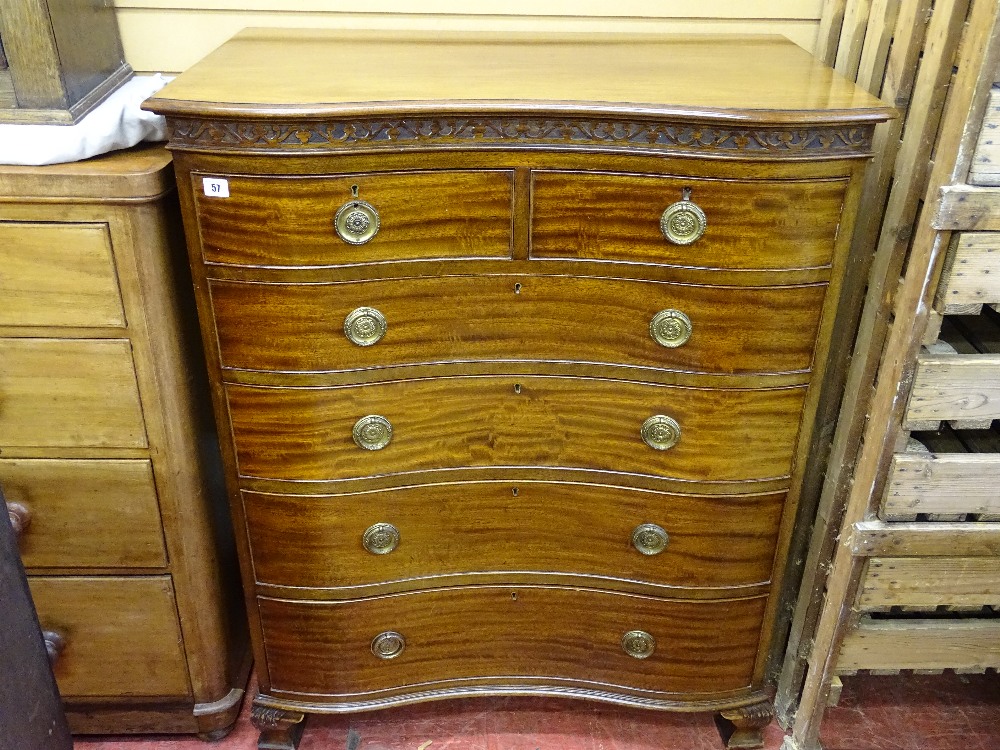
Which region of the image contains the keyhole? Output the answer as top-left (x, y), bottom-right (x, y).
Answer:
top-left (681, 187), bottom-right (693, 201)
top-left (514, 383), bottom-right (521, 394)
top-left (512, 487), bottom-right (519, 497)
top-left (511, 592), bottom-right (518, 601)
top-left (351, 184), bottom-right (359, 197)
top-left (514, 282), bottom-right (522, 294)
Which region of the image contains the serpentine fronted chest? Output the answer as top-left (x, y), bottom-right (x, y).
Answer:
top-left (145, 29), bottom-right (892, 750)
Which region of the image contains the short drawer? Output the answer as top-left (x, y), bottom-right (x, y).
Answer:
top-left (0, 222), bottom-right (125, 328)
top-left (1, 459), bottom-right (166, 569)
top-left (259, 587), bottom-right (766, 700)
top-left (210, 276), bottom-right (827, 375)
top-left (28, 576), bottom-right (191, 698)
top-left (531, 171), bottom-right (847, 269)
top-left (226, 376), bottom-right (805, 483)
top-left (245, 483), bottom-right (784, 591)
top-left (194, 170), bottom-right (513, 266)
top-left (0, 339), bottom-right (146, 448)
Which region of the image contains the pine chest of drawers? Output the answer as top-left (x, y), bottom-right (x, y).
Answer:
top-left (145, 29), bottom-right (893, 750)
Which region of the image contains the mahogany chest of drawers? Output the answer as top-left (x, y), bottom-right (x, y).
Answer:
top-left (0, 146), bottom-right (249, 737)
top-left (145, 30), bottom-right (893, 750)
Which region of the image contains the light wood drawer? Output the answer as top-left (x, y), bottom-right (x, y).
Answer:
top-left (531, 171), bottom-right (847, 269)
top-left (210, 276), bottom-right (827, 376)
top-left (0, 338), bottom-right (147, 448)
top-left (226, 376), bottom-right (806, 483)
top-left (245, 484), bottom-right (784, 592)
top-left (1, 459), bottom-right (166, 569)
top-left (0, 222), bottom-right (125, 328)
top-left (194, 170), bottom-right (513, 267)
top-left (28, 576), bottom-right (191, 698)
top-left (259, 587), bottom-right (766, 700)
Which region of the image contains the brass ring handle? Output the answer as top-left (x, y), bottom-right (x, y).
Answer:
top-left (344, 307), bottom-right (387, 346)
top-left (641, 415), bottom-right (681, 451)
top-left (621, 630), bottom-right (656, 659)
top-left (650, 309), bottom-right (692, 348)
top-left (660, 199), bottom-right (707, 245)
top-left (6, 501), bottom-right (31, 538)
top-left (43, 630), bottom-right (65, 665)
top-left (371, 631), bottom-right (406, 660)
top-left (632, 523), bottom-right (669, 556)
top-left (362, 523), bottom-right (400, 555)
top-left (334, 200), bottom-right (380, 245)
top-left (353, 415), bottom-right (392, 451)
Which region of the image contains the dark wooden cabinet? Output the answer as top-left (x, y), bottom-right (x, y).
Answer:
top-left (145, 29), bottom-right (893, 750)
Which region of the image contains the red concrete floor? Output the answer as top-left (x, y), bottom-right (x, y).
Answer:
top-left (73, 672), bottom-right (1000, 750)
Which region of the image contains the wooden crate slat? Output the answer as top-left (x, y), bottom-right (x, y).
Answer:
top-left (838, 617), bottom-right (1000, 671)
top-left (905, 354), bottom-right (1000, 425)
top-left (970, 89), bottom-right (1000, 185)
top-left (836, 0), bottom-right (876, 78)
top-left (936, 232), bottom-right (1000, 308)
top-left (860, 557), bottom-right (1000, 607)
top-left (856, 0), bottom-right (903, 93)
top-left (934, 185), bottom-right (1000, 230)
top-left (884, 452), bottom-right (1000, 515)
top-left (852, 520), bottom-right (1000, 556)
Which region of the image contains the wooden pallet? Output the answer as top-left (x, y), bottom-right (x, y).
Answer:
top-left (778, 1), bottom-right (1000, 748)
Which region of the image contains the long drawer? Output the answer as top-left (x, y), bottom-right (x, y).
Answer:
top-left (259, 586), bottom-right (767, 700)
top-left (0, 338), bottom-right (147, 448)
top-left (28, 576), bottom-right (191, 698)
top-left (210, 276), bottom-right (827, 376)
top-left (226, 376), bottom-right (806, 483)
top-left (531, 171), bottom-right (847, 269)
top-left (1, 459), bottom-right (166, 569)
top-left (244, 483), bottom-right (785, 592)
top-left (195, 170), bottom-right (514, 267)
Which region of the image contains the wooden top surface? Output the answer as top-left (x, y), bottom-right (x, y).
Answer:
top-left (144, 29), bottom-right (894, 124)
top-left (0, 144), bottom-right (174, 201)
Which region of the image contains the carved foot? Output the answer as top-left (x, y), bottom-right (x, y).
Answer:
top-left (716, 700), bottom-right (774, 749)
top-left (251, 700), bottom-right (306, 750)
top-left (197, 726), bottom-right (235, 742)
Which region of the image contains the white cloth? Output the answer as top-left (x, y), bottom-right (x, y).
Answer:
top-left (0, 75), bottom-right (172, 166)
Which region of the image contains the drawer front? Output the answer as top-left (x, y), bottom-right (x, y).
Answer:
top-left (28, 576), bottom-right (191, 698)
top-left (195, 170), bottom-right (514, 266)
top-left (259, 587), bottom-right (766, 699)
top-left (227, 377), bottom-right (805, 482)
top-left (0, 339), bottom-right (147, 448)
top-left (531, 171), bottom-right (846, 269)
top-left (245, 484), bottom-right (784, 591)
top-left (1, 459), bottom-right (166, 569)
top-left (0, 222), bottom-right (125, 328)
top-left (211, 276), bottom-right (827, 375)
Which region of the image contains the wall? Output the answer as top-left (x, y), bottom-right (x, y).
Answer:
top-left (114, 0), bottom-right (824, 74)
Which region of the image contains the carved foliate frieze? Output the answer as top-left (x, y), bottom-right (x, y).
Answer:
top-left (166, 116), bottom-right (874, 157)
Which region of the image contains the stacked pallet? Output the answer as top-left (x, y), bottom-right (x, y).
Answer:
top-left (779, 1), bottom-right (1000, 748)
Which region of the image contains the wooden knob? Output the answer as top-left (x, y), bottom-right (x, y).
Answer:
top-left (6, 502), bottom-right (31, 538)
top-left (42, 630), bottom-right (65, 665)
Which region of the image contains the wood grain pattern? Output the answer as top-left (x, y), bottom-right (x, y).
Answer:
top-left (209, 276), bottom-right (827, 376)
top-left (258, 587), bottom-right (767, 700)
top-left (851, 520), bottom-right (1000, 557)
top-left (530, 172), bottom-right (847, 270)
top-left (146, 30), bottom-right (891, 121)
top-left (970, 89), bottom-right (1000, 185)
top-left (933, 185), bottom-right (1000, 231)
top-left (28, 576), bottom-right (191, 697)
top-left (194, 170), bottom-right (513, 267)
top-left (0, 222), bottom-right (125, 328)
top-left (905, 354), bottom-right (1000, 425)
top-left (0, 458), bottom-right (166, 569)
top-left (882, 452), bottom-right (1000, 516)
top-left (838, 617), bottom-right (1000, 671)
top-left (859, 557), bottom-right (1000, 608)
top-left (226, 377), bottom-right (807, 483)
top-left (0, 338), bottom-right (146, 448)
top-left (243, 484), bottom-right (785, 593)
top-left (935, 232), bottom-right (1000, 309)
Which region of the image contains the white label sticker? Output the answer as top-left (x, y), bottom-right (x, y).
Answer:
top-left (203, 177), bottom-right (230, 198)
